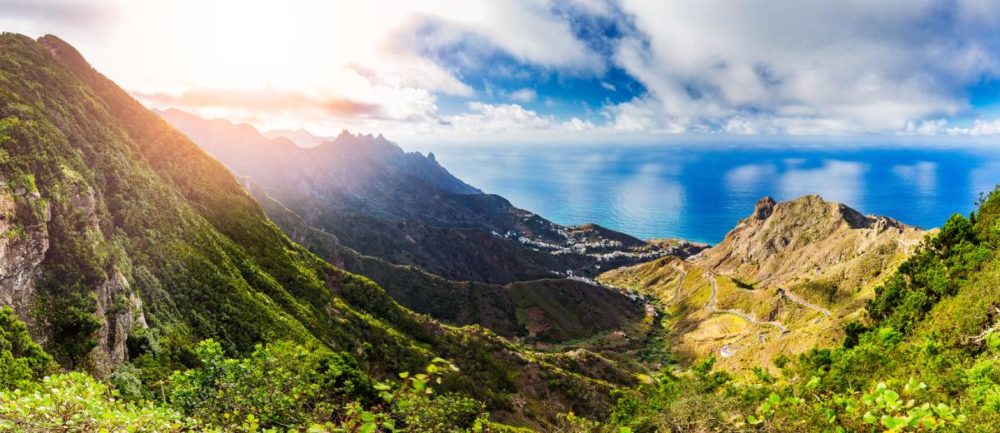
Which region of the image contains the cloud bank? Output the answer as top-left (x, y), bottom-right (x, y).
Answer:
top-left (5, 0), bottom-right (1000, 140)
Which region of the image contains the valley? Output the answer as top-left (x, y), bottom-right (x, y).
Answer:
top-left (1, 30), bottom-right (997, 433)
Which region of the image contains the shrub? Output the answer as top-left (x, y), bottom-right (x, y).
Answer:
top-left (0, 306), bottom-right (55, 390)
top-left (167, 340), bottom-right (376, 430)
top-left (0, 372), bottom-right (201, 432)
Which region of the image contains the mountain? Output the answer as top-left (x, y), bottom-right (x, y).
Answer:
top-left (598, 195), bottom-right (929, 369)
top-left (5, 30), bottom-right (998, 433)
top-left (695, 195), bottom-right (927, 295)
top-left (261, 128), bottom-right (329, 148)
top-left (158, 108), bottom-right (702, 285)
top-left (159, 108), bottom-right (703, 344)
top-left (595, 189), bottom-right (999, 432)
top-left (0, 33), bottom-right (641, 428)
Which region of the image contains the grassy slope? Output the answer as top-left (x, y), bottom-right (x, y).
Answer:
top-left (604, 191), bottom-right (1000, 432)
top-left (598, 196), bottom-right (929, 371)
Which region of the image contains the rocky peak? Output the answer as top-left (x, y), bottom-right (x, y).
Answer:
top-left (696, 194), bottom-right (928, 289)
top-left (754, 196), bottom-right (776, 220)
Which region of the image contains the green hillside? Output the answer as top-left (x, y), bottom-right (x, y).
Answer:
top-left (0, 33), bottom-right (635, 430)
top-left (601, 190), bottom-right (1000, 432)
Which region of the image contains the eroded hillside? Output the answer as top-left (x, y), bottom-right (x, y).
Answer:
top-left (600, 195), bottom-right (930, 369)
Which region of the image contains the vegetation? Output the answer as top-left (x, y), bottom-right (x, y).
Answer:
top-left (0, 307), bottom-right (54, 390)
top-left (5, 30), bottom-right (1000, 432)
top-left (0, 320), bottom-right (492, 432)
top-left (595, 187), bottom-right (1000, 432)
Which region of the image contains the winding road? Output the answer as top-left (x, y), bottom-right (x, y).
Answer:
top-left (706, 273), bottom-right (788, 333)
top-left (777, 287), bottom-right (831, 317)
top-left (669, 264), bottom-right (687, 303)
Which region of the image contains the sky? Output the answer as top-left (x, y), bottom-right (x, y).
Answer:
top-left (3, 0), bottom-right (1000, 144)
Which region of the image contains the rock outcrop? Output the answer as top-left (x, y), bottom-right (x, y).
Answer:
top-left (0, 185), bottom-right (50, 340)
top-left (695, 194), bottom-right (928, 291)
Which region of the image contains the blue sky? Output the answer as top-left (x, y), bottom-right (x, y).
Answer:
top-left (3, 0), bottom-right (1000, 143)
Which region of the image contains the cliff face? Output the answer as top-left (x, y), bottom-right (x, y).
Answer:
top-left (0, 186), bottom-right (49, 337)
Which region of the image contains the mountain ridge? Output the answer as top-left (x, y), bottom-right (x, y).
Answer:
top-left (161, 108), bottom-right (705, 346)
top-left (159, 108), bottom-right (702, 284)
top-left (599, 194), bottom-right (930, 369)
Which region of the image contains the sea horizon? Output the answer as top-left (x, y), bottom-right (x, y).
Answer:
top-left (410, 142), bottom-right (1000, 244)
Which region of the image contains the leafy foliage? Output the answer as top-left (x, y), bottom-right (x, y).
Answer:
top-left (167, 340), bottom-right (376, 430)
top-left (1, 334), bottom-right (495, 433)
top-left (0, 307), bottom-right (54, 390)
top-left (0, 372), bottom-right (200, 432)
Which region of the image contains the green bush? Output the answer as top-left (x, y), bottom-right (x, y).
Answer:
top-left (167, 340), bottom-right (376, 430)
top-left (0, 306), bottom-right (55, 390)
top-left (0, 372), bottom-right (201, 432)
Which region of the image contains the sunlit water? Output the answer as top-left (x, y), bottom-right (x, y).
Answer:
top-left (405, 143), bottom-right (1000, 244)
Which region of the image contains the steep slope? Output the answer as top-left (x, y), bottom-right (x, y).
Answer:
top-left (599, 195), bottom-right (929, 369)
top-left (251, 180), bottom-right (650, 344)
top-left (159, 108), bottom-right (699, 284)
top-left (0, 33), bottom-right (636, 427)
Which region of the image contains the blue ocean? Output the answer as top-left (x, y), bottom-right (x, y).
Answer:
top-left (408, 143), bottom-right (1000, 244)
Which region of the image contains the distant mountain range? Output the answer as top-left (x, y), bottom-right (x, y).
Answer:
top-left (159, 108), bottom-right (705, 343)
top-left (160, 108), bottom-right (702, 283)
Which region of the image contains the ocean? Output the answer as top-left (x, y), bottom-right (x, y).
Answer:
top-left (408, 143), bottom-right (1000, 244)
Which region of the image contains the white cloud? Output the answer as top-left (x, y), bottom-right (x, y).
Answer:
top-left (946, 118), bottom-right (1000, 136)
top-left (390, 0), bottom-right (604, 73)
top-left (440, 102), bottom-right (597, 135)
top-left (509, 88), bottom-right (537, 103)
top-left (902, 119), bottom-right (949, 136)
top-left (603, 98), bottom-right (689, 133)
top-left (9, 0), bottom-right (1000, 139)
top-left (444, 102), bottom-right (553, 133)
top-left (563, 117), bottom-right (596, 131)
top-left (723, 117), bottom-right (762, 135)
top-left (607, 0), bottom-right (1000, 135)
